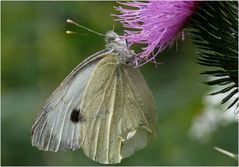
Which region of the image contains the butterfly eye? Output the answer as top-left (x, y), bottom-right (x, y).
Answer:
top-left (108, 36), bottom-right (115, 42)
top-left (70, 108), bottom-right (83, 123)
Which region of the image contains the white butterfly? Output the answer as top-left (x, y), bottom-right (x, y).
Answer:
top-left (31, 24), bottom-right (157, 164)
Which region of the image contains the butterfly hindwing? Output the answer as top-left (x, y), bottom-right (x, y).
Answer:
top-left (79, 54), bottom-right (157, 164)
top-left (120, 63), bottom-right (157, 158)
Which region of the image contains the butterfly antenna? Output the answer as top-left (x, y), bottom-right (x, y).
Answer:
top-left (67, 19), bottom-right (105, 37)
top-left (66, 30), bottom-right (88, 36)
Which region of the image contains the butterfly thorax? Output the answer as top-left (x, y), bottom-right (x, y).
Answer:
top-left (105, 31), bottom-right (134, 65)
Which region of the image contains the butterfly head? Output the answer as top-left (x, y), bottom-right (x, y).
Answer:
top-left (105, 31), bottom-right (134, 65)
top-left (105, 31), bottom-right (127, 48)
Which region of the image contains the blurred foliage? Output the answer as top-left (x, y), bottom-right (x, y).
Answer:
top-left (1, 1), bottom-right (238, 166)
top-left (189, 1), bottom-right (238, 111)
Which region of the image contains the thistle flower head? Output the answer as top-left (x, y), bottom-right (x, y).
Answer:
top-left (115, 1), bottom-right (199, 65)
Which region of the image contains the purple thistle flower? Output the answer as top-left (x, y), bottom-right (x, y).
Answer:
top-left (115, 1), bottom-right (200, 65)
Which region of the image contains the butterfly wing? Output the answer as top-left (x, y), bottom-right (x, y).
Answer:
top-left (79, 54), bottom-right (157, 164)
top-left (31, 49), bottom-right (111, 151)
top-left (119, 62), bottom-right (157, 158)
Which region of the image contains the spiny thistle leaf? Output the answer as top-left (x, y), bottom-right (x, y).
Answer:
top-left (189, 1), bottom-right (238, 111)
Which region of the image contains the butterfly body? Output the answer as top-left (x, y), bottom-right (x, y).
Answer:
top-left (31, 31), bottom-right (157, 164)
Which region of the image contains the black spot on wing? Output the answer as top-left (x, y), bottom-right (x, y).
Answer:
top-left (70, 108), bottom-right (84, 123)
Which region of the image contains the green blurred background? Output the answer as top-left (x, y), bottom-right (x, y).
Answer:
top-left (2, 1), bottom-right (237, 166)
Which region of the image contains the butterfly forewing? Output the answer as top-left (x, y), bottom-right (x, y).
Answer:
top-left (31, 50), bottom-right (110, 151)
